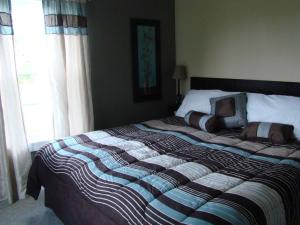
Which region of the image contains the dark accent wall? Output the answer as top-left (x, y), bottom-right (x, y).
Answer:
top-left (87, 0), bottom-right (176, 130)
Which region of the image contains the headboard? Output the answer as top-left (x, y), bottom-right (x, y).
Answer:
top-left (190, 77), bottom-right (300, 97)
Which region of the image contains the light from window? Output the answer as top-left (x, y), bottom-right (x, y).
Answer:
top-left (11, 0), bottom-right (54, 143)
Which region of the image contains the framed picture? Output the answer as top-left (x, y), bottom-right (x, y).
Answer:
top-left (131, 19), bottom-right (161, 102)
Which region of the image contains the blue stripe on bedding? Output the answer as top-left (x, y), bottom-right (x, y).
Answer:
top-left (199, 202), bottom-right (250, 225)
top-left (280, 159), bottom-right (300, 169)
top-left (61, 137), bottom-right (79, 146)
top-left (222, 147), bottom-right (252, 157)
top-left (142, 175), bottom-right (174, 193)
top-left (59, 144), bottom-right (123, 170)
top-left (114, 167), bottom-right (150, 179)
top-left (249, 155), bottom-right (281, 164)
top-left (126, 183), bottom-right (155, 202)
top-left (181, 217), bottom-right (213, 225)
top-left (149, 199), bottom-right (186, 222)
top-left (70, 144), bottom-right (112, 159)
top-left (164, 189), bottom-right (206, 208)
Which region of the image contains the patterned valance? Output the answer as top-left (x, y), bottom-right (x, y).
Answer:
top-left (42, 0), bottom-right (87, 35)
top-left (0, 0), bottom-right (13, 35)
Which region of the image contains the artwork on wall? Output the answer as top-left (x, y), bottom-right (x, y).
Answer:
top-left (131, 19), bottom-right (161, 102)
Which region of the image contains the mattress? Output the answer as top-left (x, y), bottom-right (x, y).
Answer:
top-left (27, 117), bottom-right (300, 225)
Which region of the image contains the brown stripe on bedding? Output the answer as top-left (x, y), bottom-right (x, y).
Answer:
top-left (148, 137), bottom-right (192, 154)
top-left (142, 121), bottom-right (258, 155)
top-left (77, 134), bottom-right (95, 143)
top-left (135, 180), bottom-right (162, 199)
top-left (188, 211), bottom-right (232, 225)
top-left (252, 166), bottom-right (299, 225)
top-left (134, 161), bottom-right (166, 173)
top-left (286, 157), bottom-right (300, 163)
top-left (185, 182), bottom-right (222, 199)
top-left (60, 146), bottom-right (136, 173)
top-left (105, 170), bottom-right (138, 183)
top-left (193, 159), bottom-right (225, 172)
top-left (218, 158), bottom-right (273, 180)
top-left (158, 194), bottom-right (194, 215)
top-left (145, 204), bottom-right (180, 225)
top-left (66, 142), bottom-right (136, 164)
top-left (132, 170), bottom-right (195, 201)
top-left (201, 150), bottom-right (245, 169)
top-left (116, 185), bottom-right (149, 207)
top-left (218, 168), bottom-right (256, 180)
top-left (106, 161), bottom-right (186, 184)
top-left (50, 155), bottom-right (151, 215)
top-left (164, 169), bottom-right (191, 186)
top-left (131, 170), bottom-right (191, 200)
top-left (84, 142), bottom-right (125, 154)
top-left (167, 146), bottom-right (213, 161)
top-left (216, 193), bottom-right (267, 225)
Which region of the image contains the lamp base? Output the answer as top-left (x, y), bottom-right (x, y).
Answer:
top-left (175, 94), bottom-right (184, 106)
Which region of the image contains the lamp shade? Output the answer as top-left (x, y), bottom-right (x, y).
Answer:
top-left (172, 65), bottom-right (187, 80)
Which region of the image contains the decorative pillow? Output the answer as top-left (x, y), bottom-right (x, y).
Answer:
top-left (184, 111), bottom-right (221, 133)
top-left (247, 93), bottom-right (300, 140)
top-left (176, 89), bottom-right (238, 117)
top-left (210, 93), bottom-right (247, 128)
top-left (241, 122), bottom-right (294, 144)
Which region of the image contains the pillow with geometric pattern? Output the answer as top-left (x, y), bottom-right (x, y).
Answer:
top-left (210, 93), bottom-right (248, 128)
top-left (184, 111), bottom-right (222, 133)
top-left (241, 122), bottom-right (294, 144)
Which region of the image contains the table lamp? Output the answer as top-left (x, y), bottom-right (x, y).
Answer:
top-left (172, 65), bottom-right (187, 104)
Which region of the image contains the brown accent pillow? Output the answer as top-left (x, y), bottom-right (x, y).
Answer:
top-left (241, 122), bottom-right (295, 144)
top-left (215, 97), bottom-right (236, 117)
top-left (184, 111), bottom-right (221, 133)
top-left (210, 93), bottom-right (248, 128)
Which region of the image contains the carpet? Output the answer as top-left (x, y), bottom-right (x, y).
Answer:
top-left (0, 192), bottom-right (63, 225)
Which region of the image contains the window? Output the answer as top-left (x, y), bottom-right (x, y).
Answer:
top-left (11, 0), bottom-right (54, 143)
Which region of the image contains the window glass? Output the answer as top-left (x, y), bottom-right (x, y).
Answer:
top-left (11, 0), bottom-right (54, 143)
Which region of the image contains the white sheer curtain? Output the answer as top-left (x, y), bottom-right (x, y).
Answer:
top-left (0, 92), bottom-right (9, 202)
top-left (43, 0), bottom-right (94, 138)
top-left (0, 29), bottom-right (31, 203)
top-left (0, 0), bottom-right (94, 204)
top-left (47, 35), bottom-right (93, 138)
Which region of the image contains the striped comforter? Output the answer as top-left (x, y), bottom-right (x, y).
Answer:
top-left (27, 117), bottom-right (300, 225)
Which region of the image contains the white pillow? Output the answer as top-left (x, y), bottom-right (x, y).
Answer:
top-left (176, 89), bottom-right (237, 117)
top-left (247, 93), bottom-right (300, 140)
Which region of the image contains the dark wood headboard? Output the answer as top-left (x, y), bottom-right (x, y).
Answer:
top-left (191, 77), bottom-right (300, 97)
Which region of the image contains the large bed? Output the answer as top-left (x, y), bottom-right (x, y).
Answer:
top-left (27, 78), bottom-right (300, 225)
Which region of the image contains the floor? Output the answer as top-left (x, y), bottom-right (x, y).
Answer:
top-left (0, 192), bottom-right (63, 225)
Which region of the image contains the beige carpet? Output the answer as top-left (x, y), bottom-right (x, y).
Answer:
top-left (0, 192), bottom-right (63, 225)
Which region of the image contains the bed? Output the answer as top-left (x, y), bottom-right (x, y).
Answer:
top-left (27, 78), bottom-right (300, 225)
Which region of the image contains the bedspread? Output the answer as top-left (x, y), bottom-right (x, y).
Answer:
top-left (27, 117), bottom-right (300, 225)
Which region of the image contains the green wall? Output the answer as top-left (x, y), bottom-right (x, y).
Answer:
top-left (176, 0), bottom-right (300, 91)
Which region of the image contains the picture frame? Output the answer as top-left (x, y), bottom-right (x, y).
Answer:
top-left (131, 18), bottom-right (161, 102)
